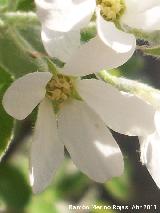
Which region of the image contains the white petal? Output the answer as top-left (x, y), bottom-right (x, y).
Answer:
top-left (35, 0), bottom-right (95, 32)
top-left (2, 72), bottom-right (52, 120)
top-left (30, 98), bottom-right (64, 193)
top-left (58, 100), bottom-right (124, 182)
top-left (154, 111), bottom-right (160, 135)
top-left (62, 36), bottom-right (135, 76)
top-left (140, 131), bottom-right (160, 188)
top-left (41, 26), bottom-right (80, 62)
top-left (125, 0), bottom-right (160, 13)
top-left (122, 6), bottom-right (160, 31)
top-left (77, 79), bottom-right (155, 136)
top-left (96, 9), bottom-right (136, 53)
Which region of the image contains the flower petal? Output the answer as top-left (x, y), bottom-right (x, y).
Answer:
top-left (96, 9), bottom-right (136, 53)
top-left (30, 98), bottom-right (64, 193)
top-left (122, 5), bottom-right (160, 31)
top-left (2, 72), bottom-right (52, 120)
top-left (125, 0), bottom-right (160, 13)
top-left (77, 79), bottom-right (155, 136)
top-left (62, 36), bottom-right (135, 76)
top-left (58, 100), bottom-right (124, 182)
top-left (154, 111), bottom-right (160, 135)
top-left (140, 131), bottom-right (160, 188)
top-left (41, 26), bottom-right (80, 62)
top-left (35, 0), bottom-right (95, 32)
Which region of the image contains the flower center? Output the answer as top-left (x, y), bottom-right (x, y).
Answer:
top-left (96, 0), bottom-right (125, 22)
top-left (46, 74), bottom-right (73, 103)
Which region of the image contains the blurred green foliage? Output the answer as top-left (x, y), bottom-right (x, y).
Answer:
top-left (0, 163), bottom-right (31, 211)
top-left (105, 161), bottom-right (133, 201)
top-left (16, 0), bottom-right (35, 11)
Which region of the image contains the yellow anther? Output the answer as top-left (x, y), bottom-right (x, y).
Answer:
top-left (96, 0), bottom-right (125, 22)
top-left (46, 74), bottom-right (73, 103)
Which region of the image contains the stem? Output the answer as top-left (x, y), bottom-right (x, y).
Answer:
top-left (98, 70), bottom-right (160, 108)
top-left (3, 11), bottom-right (38, 27)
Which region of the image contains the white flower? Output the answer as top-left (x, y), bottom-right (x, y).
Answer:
top-left (96, 0), bottom-right (160, 53)
top-left (35, 0), bottom-right (160, 66)
top-left (35, 0), bottom-right (136, 73)
top-left (140, 111), bottom-right (160, 188)
top-left (2, 70), bottom-right (155, 193)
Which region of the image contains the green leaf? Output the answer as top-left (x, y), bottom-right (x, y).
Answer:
top-left (104, 161), bottom-right (133, 201)
top-left (16, 0), bottom-right (35, 11)
top-left (0, 30), bottom-right (37, 77)
top-left (55, 166), bottom-right (90, 200)
top-left (27, 190), bottom-right (58, 213)
top-left (6, 0), bottom-right (34, 12)
top-left (56, 173), bottom-right (89, 199)
top-left (120, 55), bottom-right (144, 77)
top-left (0, 66), bottom-right (14, 159)
top-left (0, 163), bottom-right (31, 209)
top-left (0, 0), bottom-right (8, 6)
top-left (0, 27), bottom-right (47, 78)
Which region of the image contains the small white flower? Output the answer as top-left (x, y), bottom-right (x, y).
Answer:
top-left (35, 0), bottom-right (136, 72)
top-left (35, 0), bottom-right (160, 65)
top-left (96, 0), bottom-right (160, 53)
top-left (2, 70), bottom-right (155, 193)
top-left (140, 111), bottom-right (160, 188)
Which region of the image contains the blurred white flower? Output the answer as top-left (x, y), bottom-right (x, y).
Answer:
top-left (35, 0), bottom-right (160, 65)
top-left (2, 70), bottom-right (155, 193)
top-left (140, 111), bottom-right (160, 188)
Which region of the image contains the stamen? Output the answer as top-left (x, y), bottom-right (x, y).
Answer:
top-left (46, 74), bottom-right (73, 103)
top-left (96, 0), bottom-right (125, 22)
